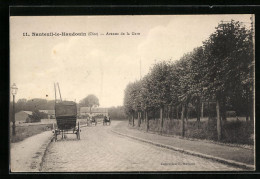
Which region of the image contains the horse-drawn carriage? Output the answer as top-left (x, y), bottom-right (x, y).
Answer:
top-left (53, 83), bottom-right (80, 141)
top-left (90, 116), bottom-right (97, 126)
top-left (103, 116), bottom-right (111, 126)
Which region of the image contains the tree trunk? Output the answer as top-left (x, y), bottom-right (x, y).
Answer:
top-left (201, 102), bottom-right (204, 118)
top-left (140, 111), bottom-right (143, 124)
top-left (168, 106), bottom-right (171, 120)
top-left (132, 111), bottom-right (134, 126)
top-left (221, 99), bottom-right (227, 121)
top-left (197, 101), bottom-right (201, 129)
top-left (138, 112), bottom-right (141, 127)
top-left (216, 100), bottom-right (222, 141)
top-left (160, 107), bottom-right (163, 134)
top-left (181, 104), bottom-right (185, 137)
top-left (171, 106), bottom-right (174, 120)
top-left (143, 111), bottom-right (145, 123)
top-left (146, 111), bottom-right (149, 132)
top-left (176, 106), bottom-right (179, 120)
top-left (139, 112), bottom-right (142, 125)
top-left (185, 104), bottom-right (189, 122)
top-left (208, 101), bottom-right (210, 121)
top-left (246, 99), bottom-right (249, 121)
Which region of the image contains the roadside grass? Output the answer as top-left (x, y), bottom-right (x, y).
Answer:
top-left (10, 118), bottom-right (95, 143)
top-left (131, 118), bottom-right (254, 145)
top-left (10, 124), bottom-right (54, 143)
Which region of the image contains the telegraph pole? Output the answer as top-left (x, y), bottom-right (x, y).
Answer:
top-left (54, 83), bottom-right (57, 104)
top-left (139, 58), bottom-right (142, 80)
top-left (57, 82), bottom-right (62, 101)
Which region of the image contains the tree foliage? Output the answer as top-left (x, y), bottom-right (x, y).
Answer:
top-left (79, 94), bottom-right (99, 108)
top-left (29, 109), bottom-right (48, 122)
top-left (108, 106), bottom-right (127, 119)
top-left (123, 81), bottom-right (142, 115)
top-left (124, 20), bottom-right (254, 123)
top-left (11, 98), bottom-right (55, 113)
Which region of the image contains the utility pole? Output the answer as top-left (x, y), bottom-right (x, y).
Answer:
top-left (57, 82), bottom-right (62, 101)
top-left (139, 58), bottom-right (142, 80)
top-left (54, 83), bottom-right (57, 104)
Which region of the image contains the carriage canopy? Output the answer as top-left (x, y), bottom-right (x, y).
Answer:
top-left (55, 101), bottom-right (77, 117)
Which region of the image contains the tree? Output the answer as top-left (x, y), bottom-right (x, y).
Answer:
top-left (174, 56), bottom-right (193, 136)
top-left (46, 100), bottom-right (55, 110)
top-left (16, 98), bottom-right (27, 112)
top-left (188, 47), bottom-right (207, 127)
top-left (168, 63), bottom-right (181, 120)
top-left (148, 61), bottom-right (172, 133)
top-left (124, 82), bottom-right (138, 126)
top-left (24, 98), bottom-right (48, 111)
top-left (202, 20), bottom-right (254, 140)
top-left (108, 106), bottom-right (127, 119)
top-left (132, 81), bottom-right (142, 127)
top-left (123, 20), bottom-right (254, 141)
top-left (129, 81), bottom-right (142, 127)
top-left (140, 74), bottom-right (155, 131)
top-left (29, 109), bottom-right (48, 122)
top-left (79, 94), bottom-right (99, 114)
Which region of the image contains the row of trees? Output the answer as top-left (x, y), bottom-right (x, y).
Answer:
top-left (124, 20), bottom-right (254, 140)
top-left (108, 106), bottom-right (128, 119)
top-left (12, 95), bottom-right (127, 120)
top-left (13, 98), bottom-right (55, 112)
top-left (12, 94), bottom-right (100, 114)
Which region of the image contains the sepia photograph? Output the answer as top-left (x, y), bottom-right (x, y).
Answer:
top-left (9, 14), bottom-right (255, 172)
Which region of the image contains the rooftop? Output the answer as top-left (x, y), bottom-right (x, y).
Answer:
top-left (80, 107), bottom-right (108, 113)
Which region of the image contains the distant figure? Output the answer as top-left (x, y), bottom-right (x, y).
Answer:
top-left (92, 116), bottom-right (96, 123)
top-left (103, 115), bottom-right (111, 125)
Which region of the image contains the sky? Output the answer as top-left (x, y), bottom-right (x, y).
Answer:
top-left (10, 15), bottom-right (252, 107)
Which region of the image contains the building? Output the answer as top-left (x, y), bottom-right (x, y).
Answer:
top-left (80, 107), bottom-right (108, 117)
top-left (48, 110), bottom-right (55, 118)
top-left (15, 111), bottom-right (32, 123)
top-left (39, 110), bottom-right (55, 119)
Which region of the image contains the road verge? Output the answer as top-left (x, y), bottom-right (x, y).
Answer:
top-left (10, 131), bottom-right (54, 172)
top-left (111, 129), bottom-right (255, 171)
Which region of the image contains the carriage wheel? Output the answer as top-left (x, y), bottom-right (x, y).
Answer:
top-left (54, 132), bottom-right (57, 142)
top-left (76, 129), bottom-right (80, 140)
top-left (77, 121), bottom-right (80, 140)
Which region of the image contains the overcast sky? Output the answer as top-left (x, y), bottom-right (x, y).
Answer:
top-left (10, 15), bottom-right (252, 107)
